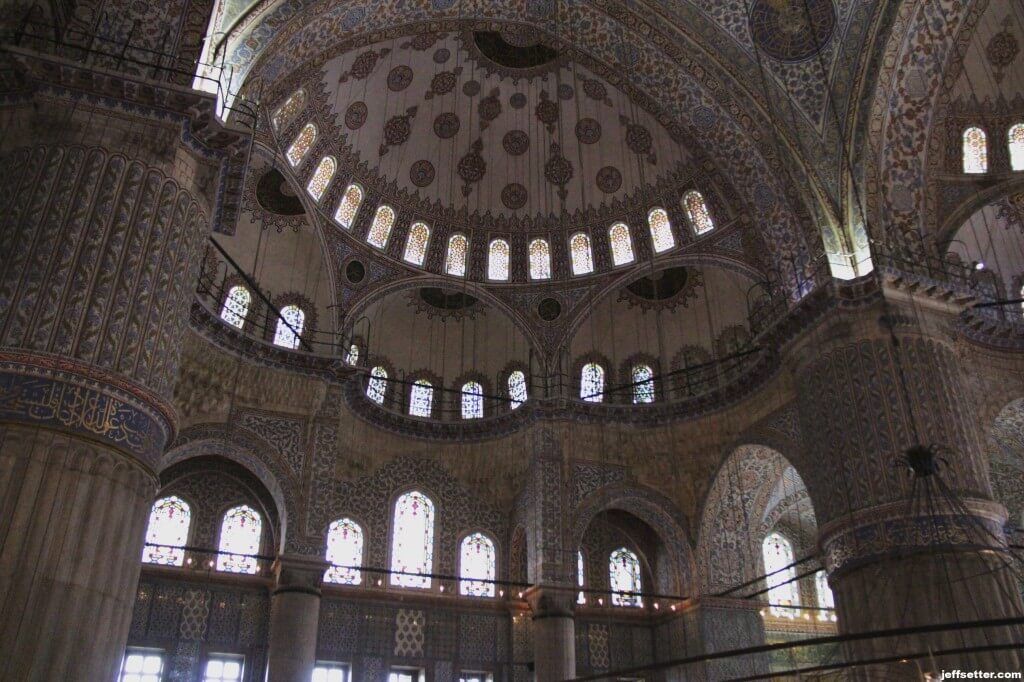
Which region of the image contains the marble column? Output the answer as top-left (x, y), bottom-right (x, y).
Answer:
top-left (266, 555), bottom-right (329, 682)
top-left (525, 587), bottom-right (577, 682)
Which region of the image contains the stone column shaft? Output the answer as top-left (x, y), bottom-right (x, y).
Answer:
top-left (526, 586), bottom-right (576, 682)
top-left (265, 554), bottom-right (329, 682)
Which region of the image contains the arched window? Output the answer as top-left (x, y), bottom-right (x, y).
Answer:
top-left (345, 343), bottom-right (359, 366)
top-left (647, 208), bottom-right (675, 253)
top-left (529, 238), bottom-right (551, 280)
top-left (459, 532), bottom-right (496, 597)
top-left (273, 304), bottom-right (305, 349)
top-left (580, 362), bottom-right (605, 403)
top-left (1009, 123), bottom-right (1024, 171)
top-left (508, 370), bottom-right (527, 410)
top-left (488, 239), bottom-right (510, 281)
top-left (577, 550), bottom-right (586, 605)
top-left (409, 379), bottom-right (433, 417)
top-left (220, 285), bottom-right (250, 329)
top-left (570, 232), bottom-right (594, 275)
top-left (325, 518), bottom-right (363, 585)
top-left (632, 364), bottom-right (655, 404)
top-left (763, 532), bottom-right (800, 617)
top-left (286, 123), bottom-right (317, 167)
top-left (609, 222), bottom-right (634, 266)
top-left (446, 234), bottom-right (468, 277)
top-left (461, 381), bottom-right (484, 419)
top-left (390, 491), bottom-right (435, 588)
top-left (334, 183), bottom-right (363, 229)
top-left (271, 89), bottom-right (306, 131)
top-left (609, 547), bottom-right (643, 607)
top-left (307, 156), bottom-right (336, 201)
top-left (815, 570), bottom-right (835, 620)
top-left (367, 366), bottom-right (388, 404)
top-left (216, 505), bottom-right (262, 574)
top-left (963, 126), bottom-right (988, 174)
top-left (403, 221), bottom-right (430, 266)
top-left (142, 496), bottom-right (191, 566)
top-left (367, 205), bottom-right (396, 249)
top-left (683, 190), bottom-right (715, 235)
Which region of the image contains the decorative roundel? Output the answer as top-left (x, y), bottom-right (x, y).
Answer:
top-left (501, 183), bottom-right (528, 210)
top-left (537, 297), bottom-right (561, 321)
top-left (409, 160), bottom-right (436, 187)
top-left (430, 71), bottom-right (458, 96)
top-left (503, 130), bottom-right (530, 156)
top-left (749, 0), bottom-right (836, 62)
top-left (345, 259), bottom-right (366, 284)
top-left (479, 91), bottom-right (502, 122)
top-left (596, 166), bottom-right (622, 193)
top-left (625, 123), bottom-right (653, 155)
top-left (535, 95), bottom-right (559, 126)
top-left (345, 101), bottom-right (368, 130)
top-left (433, 112), bottom-right (461, 139)
top-left (544, 146), bottom-right (573, 187)
top-left (557, 84), bottom-right (574, 100)
top-left (575, 118), bottom-right (601, 144)
top-left (387, 65), bottom-right (414, 91)
top-left (384, 115), bottom-right (412, 146)
top-left (692, 105), bottom-right (717, 131)
top-left (509, 93), bottom-right (527, 109)
top-left (583, 78), bottom-right (608, 102)
top-left (457, 142), bottom-right (487, 185)
top-left (463, 80), bottom-right (481, 96)
top-left (433, 47), bottom-right (451, 63)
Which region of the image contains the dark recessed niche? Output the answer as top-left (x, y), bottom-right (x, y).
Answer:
top-left (256, 169), bottom-right (305, 216)
top-left (420, 287), bottom-right (479, 310)
top-left (537, 297), bottom-right (561, 321)
top-left (345, 260), bottom-right (365, 284)
top-left (473, 31), bottom-right (559, 69)
top-left (625, 267), bottom-right (690, 301)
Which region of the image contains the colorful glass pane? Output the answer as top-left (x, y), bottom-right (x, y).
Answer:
top-left (220, 285), bottom-right (250, 329)
top-left (508, 371), bottom-right (527, 410)
top-left (648, 207), bottom-right (675, 252)
top-left (570, 233), bottom-right (593, 275)
top-left (367, 205), bottom-right (396, 249)
top-left (273, 304), bottom-right (305, 349)
top-left (403, 222), bottom-right (430, 266)
top-left (577, 550), bottom-right (586, 605)
top-left (459, 532), bottom-right (496, 597)
top-left (390, 491), bottom-right (435, 588)
top-left (528, 238), bottom-right (551, 280)
top-left (307, 156), bottom-right (336, 201)
top-left (632, 364), bottom-right (655, 404)
top-left (461, 381), bottom-right (484, 419)
top-left (271, 89), bottom-right (305, 131)
top-left (346, 343), bottom-right (359, 366)
top-left (609, 547), bottom-right (643, 607)
top-left (409, 379), bottom-right (433, 417)
top-left (216, 505), bottom-right (262, 574)
top-left (446, 234), bottom-right (468, 277)
top-left (325, 518), bottom-right (363, 585)
top-left (609, 222), bottom-right (634, 266)
top-left (1009, 123), bottom-right (1024, 171)
top-left (962, 126), bottom-right (988, 174)
top-left (334, 184), bottom-right (363, 229)
top-left (488, 239), bottom-right (509, 281)
top-left (683, 191), bottom-right (714, 235)
top-left (142, 496), bottom-right (191, 566)
top-left (286, 123), bottom-right (317, 167)
top-left (367, 366), bottom-right (388, 404)
top-left (763, 532), bottom-right (800, 617)
top-left (581, 362), bottom-right (604, 402)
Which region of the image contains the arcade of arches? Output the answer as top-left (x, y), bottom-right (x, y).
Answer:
top-left (3, 0), bottom-right (1024, 680)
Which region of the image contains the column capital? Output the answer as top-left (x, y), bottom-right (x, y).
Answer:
top-left (272, 554), bottom-right (330, 597)
top-left (523, 585), bottom-right (577, 619)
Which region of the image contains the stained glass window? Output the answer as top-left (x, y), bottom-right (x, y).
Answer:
top-left (367, 205), bottom-right (396, 249)
top-left (763, 532), bottom-right (800, 617)
top-left (632, 364), bottom-right (655, 404)
top-left (461, 381), bottom-right (484, 419)
top-left (648, 207), bottom-right (675, 252)
top-left (459, 532), bottom-right (496, 597)
top-left (403, 222), bottom-right (430, 266)
top-left (1009, 123), bottom-right (1024, 171)
top-left (609, 222), bottom-right (634, 266)
top-left (271, 89), bottom-right (306, 131)
top-left (273, 304), bottom-right (305, 349)
top-left (446, 234), bottom-right (468, 277)
top-left (334, 184), bottom-right (363, 229)
top-left (120, 650), bottom-right (165, 682)
top-left (307, 156), bottom-right (336, 201)
top-left (286, 123), bottom-right (317, 167)
top-left (580, 362), bottom-right (605, 402)
top-left (346, 343), bottom-right (359, 366)
top-left (577, 550), bottom-right (586, 605)
top-left (142, 496), bottom-right (191, 566)
top-left (609, 547), bottom-right (643, 607)
top-left (528, 238), bottom-right (551, 280)
top-left (220, 285), bottom-right (250, 329)
top-left (409, 379), bottom-right (433, 418)
top-left (570, 232), bottom-right (594, 275)
top-left (367, 366), bottom-right (388, 404)
top-left (683, 191), bottom-right (714, 235)
top-left (325, 518), bottom-right (363, 585)
top-left (963, 126), bottom-right (988, 174)
top-left (815, 570), bottom-right (835, 620)
top-left (488, 239), bottom-right (510, 281)
top-left (216, 505), bottom-right (262, 574)
top-left (202, 656), bottom-right (243, 682)
top-left (508, 371), bottom-right (527, 409)
top-left (390, 490), bottom-right (435, 588)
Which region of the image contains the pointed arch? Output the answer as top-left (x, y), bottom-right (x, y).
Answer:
top-left (142, 496), bottom-right (191, 566)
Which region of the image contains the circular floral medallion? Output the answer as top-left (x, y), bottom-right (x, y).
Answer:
top-left (596, 166), bottom-right (622, 193)
top-left (503, 130), bottom-right (530, 156)
top-left (387, 65), bottom-right (414, 91)
top-left (575, 118), bottom-right (601, 144)
top-left (463, 80), bottom-right (481, 96)
top-left (430, 71), bottom-right (458, 95)
top-left (458, 140), bottom-right (487, 186)
top-left (535, 94), bottom-right (559, 126)
top-left (625, 123), bottom-right (653, 155)
top-left (345, 101), bottom-right (368, 130)
top-left (557, 83), bottom-right (574, 100)
top-left (509, 93), bottom-right (527, 109)
top-left (544, 144), bottom-right (573, 187)
top-left (433, 47), bottom-right (451, 64)
top-left (433, 112), bottom-right (460, 139)
top-left (410, 160), bottom-right (436, 187)
top-left (501, 183), bottom-right (528, 210)
top-left (749, 0), bottom-right (836, 62)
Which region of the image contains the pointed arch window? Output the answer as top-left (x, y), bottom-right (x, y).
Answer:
top-left (367, 205), bottom-right (396, 249)
top-left (459, 532), bottom-right (496, 597)
top-left (272, 89), bottom-right (306, 131)
top-left (963, 126), bottom-right (988, 174)
top-left (390, 490), bottom-right (435, 588)
top-left (609, 547), bottom-right (643, 607)
top-left (763, 532), bottom-right (800, 617)
top-left (325, 518), bottom-right (364, 585)
top-left (220, 285), bottom-right (251, 329)
top-left (648, 207), bottom-right (676, 252)
top-left (446, 234), bottom-right (468, 277)
top-left (286, 123), bottom-right (317, 167)
top-left (216, 505), bottom-right (262, 574)
top-left (403, 222), bottom-right (430, 266)
top-left (334, 183), bottom-right (364, 229)
top-left (307, 156), bottom-right (336, 201)
top-left (488, 239), bottom-right (510, 281)
top-left (273, 304), bottom-right (305, 349)
top-left (142, 496), bottom-right (191, 566)
top-left (609, 222), bottom-right (634, 266)
top-left (815, 570), bottom-right (835, 620)
top-left (529, 238), bottom-right (551, 280)
top-left (1009, 123), bottom-right (1024, 171)
top-left (508, 370), bottom-right (527, 410)
top-left (461, 381), bottom-right (484, 419)
top-left (580, 362), bottom-right (605, 403)
top-left (683, 191), bottom-right (715, 235)
top-left (367, 366), bottom-right (388, 404)
top-left (409, 379), bottom-right (433, 418)
top-left (345, 343), bottom-right (359, 366)
top-left (570, 232), bottom-right (594, 275)
top-left (577, 550), bottom-right (586, 605)
top-left (632, 364), bottom-right (655, 404)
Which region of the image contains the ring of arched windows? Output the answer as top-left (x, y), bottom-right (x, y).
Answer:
top-left (619, 353), bottom-right (662, 404)
top-left (403, 369), bottom-right (444, 419)
top-left (266, 292), bottom-right (318, 347)
top-left (451, 371), bottom-right (492, 421)
top-left (571, 352), bottom-right (614, 404)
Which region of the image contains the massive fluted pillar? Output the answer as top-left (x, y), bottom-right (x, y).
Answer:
top-left (265, 555), bottom-right (329, 682)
